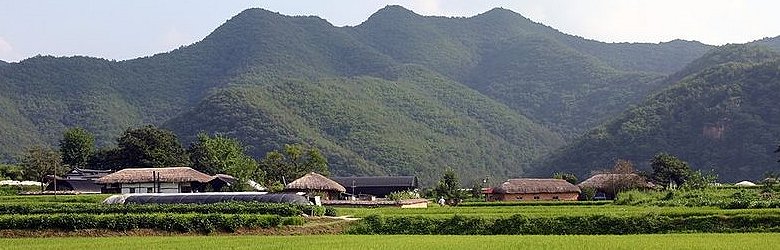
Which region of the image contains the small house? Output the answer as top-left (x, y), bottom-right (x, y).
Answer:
top-left (487, 178), bottom-right (580, 201)
top-left (284, 172), bottom-right (346, 200)
top-left (95, 167), bottom-right (213, 194)
top-left (331, 176), bottom-right (418, 198)
top-left (578, 173), bottom-right (654, 199)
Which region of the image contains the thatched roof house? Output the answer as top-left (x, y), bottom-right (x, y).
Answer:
top-left (578, 173), bottom-right (654, 199)
top-left (96, 167), bottom-right (214, 194)
top-left (488, 178), bottom-right (580, 201)
top-left (578, 174), bottom-right (654, 189)
top-left (284, 172), bottom-right (345, 200)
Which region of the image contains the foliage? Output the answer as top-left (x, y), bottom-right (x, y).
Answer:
top-left (0, 213), bottom-right (303, 233)
top-left (58, 127), bottom-right (95, 168)
top-left (539, 48), bottom-right (780, 183)
top-left (0, 164), bottom-right (23, 180)
top-left (614, 188), bottom-right (780, 209)
top-left (259, 144), bottom-right (328, 185)
top-left (19, 145), bottom-right (64, 190)
top-left (3, 234), bottom-right (779, 250)
top-left (347, 213), bottom-right (780, 235)
top-left (189, 133), bottom-right (259, 191)
top-left (552, 172), bottom-right (577, 185)
top-left (434, 169), bottom-right (463, 203)
top-left (651, 153), bottom-right (692, 188)
top-left (0, 202), bottom-right (321, 216)
top-left (116, 125), bottom-right (190, 168)
top-left (580, 187), bottom-right (597, 201)
top-left (387, 191), bottom-right (419, 201)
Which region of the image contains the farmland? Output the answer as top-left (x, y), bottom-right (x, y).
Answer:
top-left (1, 234), bottom-right (778, 250)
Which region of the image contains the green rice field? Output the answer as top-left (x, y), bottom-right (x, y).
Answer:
top-left (0, 234), bottom-right (777, 250)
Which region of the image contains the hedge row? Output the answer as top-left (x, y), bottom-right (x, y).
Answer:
top-left (0, 213), bottom-right (304, 233)
top-left (348, 214), bottom-right (780, 235)
top-left (458, 201), bottom-right (612, 207)
top-left (0, 202), bottom-right (331, 216)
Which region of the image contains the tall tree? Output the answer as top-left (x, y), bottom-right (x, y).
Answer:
top-left (651, 153), bottom-right (692, 188)
top-left (20, 145), bottom-right (65, 191)
top-left (434, 168), bottom-right (463, 202)
top-left (259, 144), bottom-right (328, 185)
top-left (59, 127), bottom-right (95, 168)
top-left (189, 133), bottom-right (260, 190)
top-left (117, 125), bottom-right (190, 168)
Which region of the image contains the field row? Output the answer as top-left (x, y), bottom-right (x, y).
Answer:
top-left (1, 234), bottom-right (778, 250)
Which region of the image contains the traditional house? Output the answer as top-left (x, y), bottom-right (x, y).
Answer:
top-left (208, 174), bottom-right (266, 192)
top-left (284, 172), bottom-right (345, 200)
top-left (330, 176), bottom-right (418, 198)
top-left (487, 178), bottom-right (580, 201)
top-left (95, 167), bottom-right (214, 194)
top-left (45, 168), bottom-right (112, 194)
top-left (578, 173), bottom-right (654, 200)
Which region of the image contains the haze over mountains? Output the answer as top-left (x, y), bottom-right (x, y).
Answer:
top-left (0, 6), bottom-right (778, 184)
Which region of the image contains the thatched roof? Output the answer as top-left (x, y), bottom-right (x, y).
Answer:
top-left (493, 178), bottom-right (580, 194)
top-left (578, 174), bottom-right (654, 189)
top-left (95, 167), bottom-right (213, 184)
top-left (285, 172), bottom-right (346, 192)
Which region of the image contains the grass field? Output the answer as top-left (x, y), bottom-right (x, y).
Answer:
top-left (0, 233), bottom-right (777, 250)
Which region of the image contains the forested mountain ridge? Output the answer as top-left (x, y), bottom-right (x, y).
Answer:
top-left (0, 6), bottom-right (740, 183)
top-left (534, 44), bottom-right (780, 182)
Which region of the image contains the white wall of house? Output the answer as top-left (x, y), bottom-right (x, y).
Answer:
top-left (120, 182), bottom-right (189, 194)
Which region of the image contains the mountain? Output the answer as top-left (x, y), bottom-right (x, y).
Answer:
top-left (353, 6), bottom-right (707, 137)
top-left (534, 44), bottom-right (780, 182)
top-left (754, 36), bottom-right (780, 52)
top-left (165, 65), bottom-right (564, 184)
top-left (0, 6), bottom-right (721, 183)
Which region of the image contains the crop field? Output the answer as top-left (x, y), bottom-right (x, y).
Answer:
top-left (1, 233), bottom-right (778, 250)
top-left (335, 204), bottom-right (780, 218)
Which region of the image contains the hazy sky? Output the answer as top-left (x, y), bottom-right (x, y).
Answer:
top-left (1, 0), bottom-right (778, 62)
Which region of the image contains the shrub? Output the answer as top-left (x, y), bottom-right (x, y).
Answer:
top-left (0, 202), bottom-right (318, 216)
top-left (0, 213), bottom-right (303, 233)
top-left (347, 213), bottom-right (780, 235)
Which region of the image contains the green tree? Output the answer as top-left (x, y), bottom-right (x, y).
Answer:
top-left (59, 127), bottom-right (95, 168)
top-left (552, 172), bottom-right (578, 185)
top-left (259, 144), bottom-right (329, 185)
top-left (117, 125), bottom-right (190, 168)
top-left (19, 145), bottom-right (65, 191)
top-left (0, 164), bottom-right (23, 180)
top-left (189, 133), bottom-right (260, 191)
top-left (434, 168), bottom-right (463, 203)
top-left (651, 153), bottom-right (692, 188)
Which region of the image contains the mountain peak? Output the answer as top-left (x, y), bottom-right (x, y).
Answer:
top-left (364, 5), bottom-right (421, 22)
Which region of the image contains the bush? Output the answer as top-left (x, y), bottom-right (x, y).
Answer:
top-left (0, 202), bottom-right (320, 216)
top-left (387, 191), bottom-right (418, 201)
top-left (347, 213), bottom-right (780, 235)
top-left (0, 213), bottom-right (304, 233)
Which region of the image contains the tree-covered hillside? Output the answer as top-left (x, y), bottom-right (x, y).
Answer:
top-left (166, 66), bottom-right (563, 184)
top-left (0, 6), bottom-right (727, 183)
top-left (535, 45), bottom-right (780, 182)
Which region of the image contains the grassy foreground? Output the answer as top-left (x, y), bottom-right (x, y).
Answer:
top-left (1, 233), bottom-right (777, 250)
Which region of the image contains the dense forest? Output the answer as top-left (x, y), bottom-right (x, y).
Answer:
top-left (535, 44), bottom-right (780, 182)
top-left (0, 6), bottom-right (777, 184)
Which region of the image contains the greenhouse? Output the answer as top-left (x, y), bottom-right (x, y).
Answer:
top-left (103, 192), bottom-right (310, 205)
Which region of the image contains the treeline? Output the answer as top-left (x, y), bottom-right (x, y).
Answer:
top-left (6, 125), bottom-right (329, 191)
